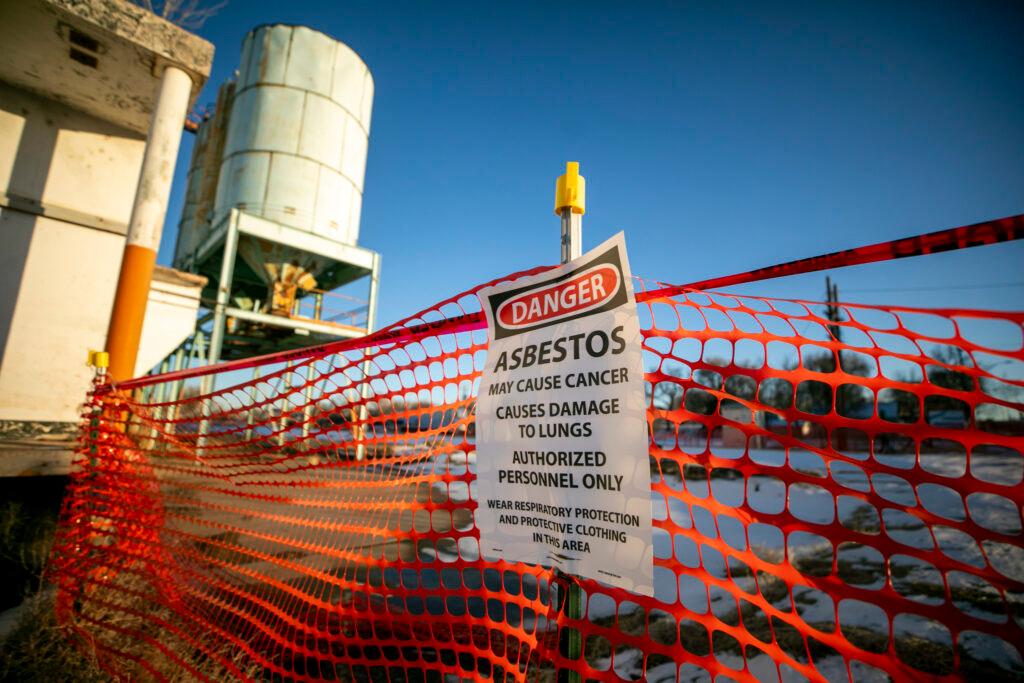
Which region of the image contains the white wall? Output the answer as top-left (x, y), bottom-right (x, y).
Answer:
top-left (0, 210), bottom-right (121, 421)
top-left (0, 82), bottom-right (199, 422)
top-left (135, 269), bottom-right (205, 377)
top-left (0, 213), bottom-right (204, 422)
top-left (0, 81), bottom-right (144, 230)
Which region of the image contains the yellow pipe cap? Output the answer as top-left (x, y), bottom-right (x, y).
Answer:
top-left (554, 161), bottom-right (586, 216)
top-left (87, 349), bottom-right (109, 368)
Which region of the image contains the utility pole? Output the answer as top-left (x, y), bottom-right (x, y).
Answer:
top-left (825, 276), bottom-right (846, 427)
top-left (825, 276), bottom-right (842, 342)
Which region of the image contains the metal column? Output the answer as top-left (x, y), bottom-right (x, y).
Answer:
top-left (560, 209), bottom-right (582, 262)
top-left (554, 161), bottom-right (586, 682)
top-left (556, 162), bottom-right (585, 263)
top-left (205, 210), bottom-right (241, 390)
top-left (366, 253), bottom-right (382, 333)
top-left (106, 65), bottom-right (194, 381)
top-left (355, 253), bottom-right (382, 461)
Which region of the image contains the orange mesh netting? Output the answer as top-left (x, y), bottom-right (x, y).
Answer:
top-left (50, 217), bottom-right (1023, 682)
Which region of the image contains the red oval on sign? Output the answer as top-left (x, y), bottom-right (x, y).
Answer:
top-left (496, 264), bottom-right (622, 330)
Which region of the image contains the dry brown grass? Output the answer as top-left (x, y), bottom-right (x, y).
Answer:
top-left (0, 590), bottom-right (109, 682)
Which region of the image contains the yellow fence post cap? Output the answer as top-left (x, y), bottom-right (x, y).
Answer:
top-left (87, 349), bottom-right (110, 369)
top-left (554, 161), bottom-right (586, 216)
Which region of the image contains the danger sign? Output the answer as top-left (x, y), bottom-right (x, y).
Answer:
top-left (475, 233), bottom-right (654, 596)
top-left (495, 263), bottom-right (623, 332)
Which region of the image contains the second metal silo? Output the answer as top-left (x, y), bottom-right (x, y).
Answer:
top-left (174, 81), bottom-right (234, 271)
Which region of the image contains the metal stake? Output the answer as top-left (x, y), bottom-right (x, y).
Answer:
top-left (560, 208), bottom-right (582, 263)
top-left (207, 209), bottom-right (241, 373)
top-left (355, 254), bottom-right (381, 461)
top-left (554, 162), bottom-right (585, 681)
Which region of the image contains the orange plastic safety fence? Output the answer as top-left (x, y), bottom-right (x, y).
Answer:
top-left (51, 276), bottom-right (1023, 682)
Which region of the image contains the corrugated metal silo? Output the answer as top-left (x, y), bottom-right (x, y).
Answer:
top-left (214, 24), bottom-right (374, 246)
top-left (167, 24), bottom-right (381, 365)
top-left (173, 107), bottom-right (211, 268)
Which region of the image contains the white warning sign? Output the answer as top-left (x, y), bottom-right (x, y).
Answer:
top-left (475, 232), bottom-right (653, 595)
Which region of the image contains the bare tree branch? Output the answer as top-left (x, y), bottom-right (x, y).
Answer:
top-left (130, 0), bottom-right (227, 30)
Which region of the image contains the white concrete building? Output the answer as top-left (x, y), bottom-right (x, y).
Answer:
top-left (0, 0), bottom-right (213, 473)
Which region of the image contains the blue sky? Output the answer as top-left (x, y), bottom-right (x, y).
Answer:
top-left (158, 0), bottom-right (1023, 330)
